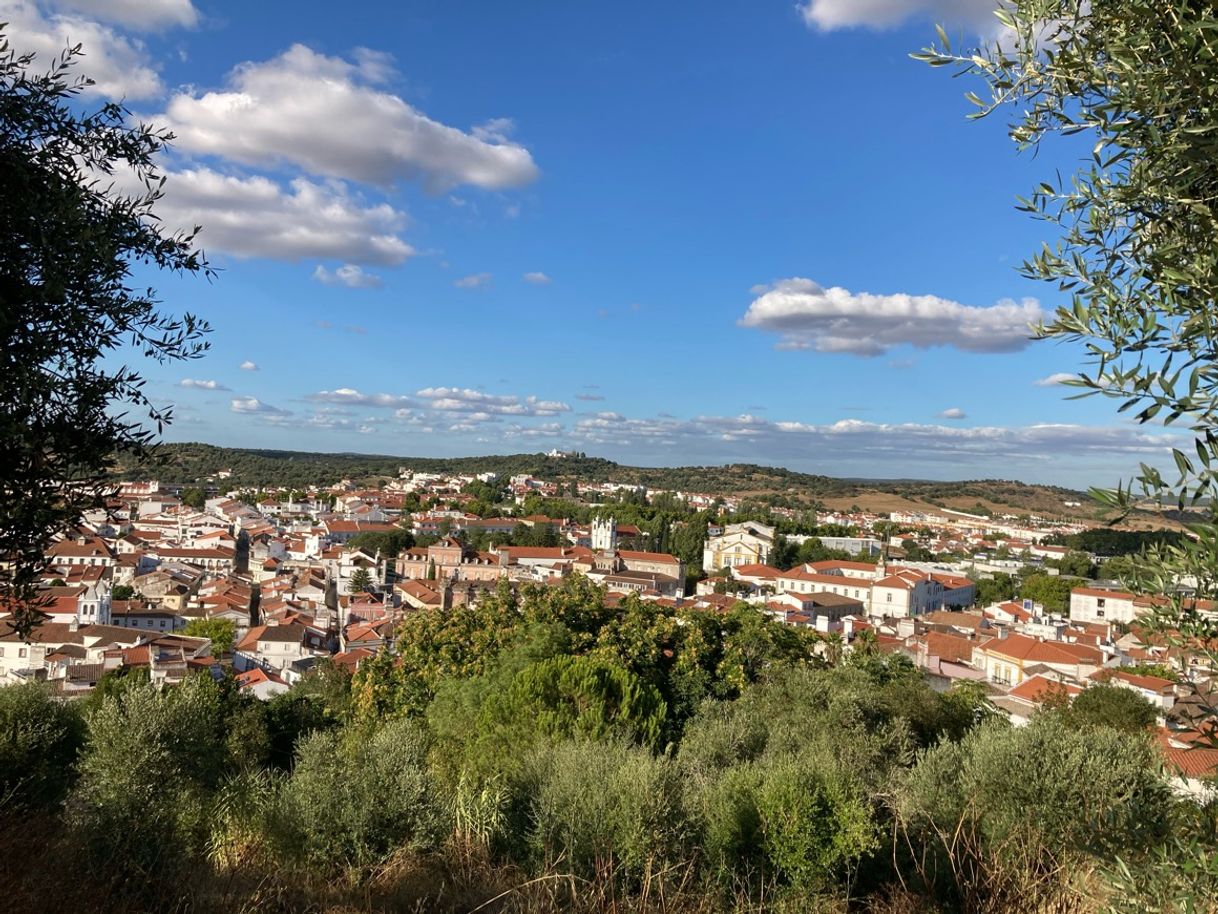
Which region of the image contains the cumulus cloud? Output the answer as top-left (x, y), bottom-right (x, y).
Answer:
top-left (740, 278), bottom-right (1042, 356)
top-left (230, 397), bottom-right (289, 416)
top-left (156, 44), bottom-right (539, 192)
top-left (799, 0), bottom-right (1003, 31)
top-left (179, 378), bottom-right (229, 390)
top-left (2, 0), bottom-right (164, 97)
top-left (416, 387), bottom-right (571, 416)
top-left (523, 271), bottom-right (552, 285)
top-left (54, 158), bottom-right (395, 269)
top-left (240, 360), bottom-right (259, 371)
top-left (54, 0), bottom-right (199, 28)
top-left (308, 389), bottom-right (418, 409)
top-left (938, 407), bottom-right (967, 419)
top-left (147, 167), bottom-right (414, 264)
top-left (312, 263), bottom-right (383, 289)
top-left (454, 272), bottom-right (492, 289)
top-left (1035, 372), bottom-right (1076, 387)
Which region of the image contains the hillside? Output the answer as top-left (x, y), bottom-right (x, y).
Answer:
top-left (112, 442), bottom-right (1128, 523)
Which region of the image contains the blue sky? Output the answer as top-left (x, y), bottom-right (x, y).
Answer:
top-left (7, 0), bottom-right (1184, 486)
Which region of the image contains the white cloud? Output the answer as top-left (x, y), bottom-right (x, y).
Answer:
top-left (938, 407), bottom-right (967, 419)
top-left (53, 0), bottom-right (198, 29)
top-left (740, 278), bottom-right (1042, 356)
top-left (358, 425), bottom-right (376, 435)
top-left (150, 167), bottom-right (414, 264)
top-left (240, 360), bottom-right (259, 371)
top-left (2, 0), bottom-right (163, 97)
top-left (576, 393), bottom-right (605, 402)
top-left (157, 44), bottom-right (539, 191)
top-left (454, 272), bottom-right (492, 289)
top-left (1035, 372), bottom-right (1076, 387)
top-left (799, 0), bottom-right (1003, 31)
top-left (179, 378), bottom-right (228, 390)
top-left (416, 387), bottom-right (571, 416)
top-left (312, 263), bottom-right (383, 289)
top-left (523, 271), bottom-right (552, 285)
top-left (308, 388), bottom-right (417, 409)
top-left (230, 397), bottom-right (289, 416)
top-left (569, 411), bottom-right (1182, 467)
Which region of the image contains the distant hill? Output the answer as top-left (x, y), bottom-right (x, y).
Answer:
top-left (110, 442), bottom-right (1132, 523)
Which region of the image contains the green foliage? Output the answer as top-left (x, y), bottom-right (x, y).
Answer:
top-left (180, 487), bottom-right (206, 510)
top-left (277, 717), bottom-right (443, 870)
top-left (918, 2), bottom-right (1218, 511)
top-left (0, 682), bottom-right (84, 808)
top-left (1018, 572), bottom-right (1084, 614)
top-left (110, 584), bottom-right (134, 601)
top-left (525, 741), bottom-right (690, 883)
top-left (184, 617), bottom-right (236, 655)
top-left (347, 528), bottom-right (414, 556)
top-left (348, 566), bottom-right (374, 594)
top-left (0, 29), bottom-right (210, 634)
top-left (68, 675), bottom-right (230, 877)
top-left (1065, 683), bottom-right (1158, 734)
top-left (1052, 550), bottom-right (1096, 579)
top-left (755, 755), bottom-right (877, 890)
top-left (974, 572), bottom-right (1016, 606)
top-left (896, 715), bottom-right (1172, 898)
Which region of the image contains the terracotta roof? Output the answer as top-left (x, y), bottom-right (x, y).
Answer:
top-left (1091, 669), bottom-right (1176, 695)
top-left (976, 633), bottom-right (1103, 666)
top-left (1008, 674), bottom-right (1083, 704)
top-left (923, 631), bottom-right (977, 664)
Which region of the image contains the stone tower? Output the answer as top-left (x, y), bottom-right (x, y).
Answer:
top-left (591, 516), bottom-right (618, 553)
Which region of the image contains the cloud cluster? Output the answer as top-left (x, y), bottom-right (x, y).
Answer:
top-left (309, 389), bottom-right (417, 409)
top-left (416, 387), bottom-right (571, 416)
top-left (2, 0), bottom-right (165, 97)
top-left (240, 360), bottom-right (259, 371)
top-left (179, 378), bottom-right (228, 390)
top-left (569, 411), bottom-right (1181, 467)
top-left (741, 278), bottom-right (1043, 356)
top-left (56, 0), bottom-right (198, 28)
top-left (799, 0), bottom-right (1002, 31)
top-left (230, 397), bottom-right (289, 416)
top-left (938, 407), bottom-right (966, 419)
top-left (312, 263), bottom-right (383, 289)
top-left (157, 45), bottom-right (539, 192)
top-left (523, 271), bottom-right (551, 285)
top-left (145, 168), bottom-right (414, 265)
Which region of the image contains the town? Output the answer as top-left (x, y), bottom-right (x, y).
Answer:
top-left (8, 457), bottom-right (1215, 798)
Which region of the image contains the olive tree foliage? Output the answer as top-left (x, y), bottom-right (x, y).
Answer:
top-left (0, 29), bottom-right (210, 633)
top-left (916, 1), bottom-right (1218, 508)
top-left (916, 1), bottom-right (1218, 727)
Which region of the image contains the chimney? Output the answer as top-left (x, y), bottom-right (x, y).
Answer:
top-left (997, 626), bottom-right (1007, 640)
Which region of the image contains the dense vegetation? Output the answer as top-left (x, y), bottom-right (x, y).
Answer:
top-left (2, 579), bottom-right (1213, 914)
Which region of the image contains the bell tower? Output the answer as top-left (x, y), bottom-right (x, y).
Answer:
top-left (591, 516), bottom-right (618, 553)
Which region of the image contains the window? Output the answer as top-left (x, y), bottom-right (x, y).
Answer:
top-left (18, 648), bottom-right (27, 658)
top-left (1097, 598), bottom-right (1106, 608)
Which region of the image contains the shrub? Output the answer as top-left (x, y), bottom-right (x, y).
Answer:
top-left (894, 715), bottom-right (1173, 908)
top-left (0, 682), bottom-right (84, 809)
top-left (278, 717), bottom-right (443, 870)
top-left (526, 741), bottom-right (691, 885)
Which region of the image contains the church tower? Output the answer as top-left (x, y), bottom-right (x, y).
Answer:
top-left (591, 516), bottom-right (618, 553)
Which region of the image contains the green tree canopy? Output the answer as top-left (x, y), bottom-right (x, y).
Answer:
top-left (0, 32), bottom-right (210, 634)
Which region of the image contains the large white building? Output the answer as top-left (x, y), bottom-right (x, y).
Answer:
top-left (703, 522), bottom-right (775, 570)
top-left (1069, 587), bottom-right (1138, 624)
